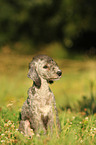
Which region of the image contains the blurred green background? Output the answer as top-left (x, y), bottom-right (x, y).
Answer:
top-left (0, 0), bottom-right (96, 56)
top-left (0, 0), bottom-right (96, 112)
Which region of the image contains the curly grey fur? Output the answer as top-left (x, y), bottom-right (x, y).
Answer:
top-left (19, 55), bottom-right (62, 136)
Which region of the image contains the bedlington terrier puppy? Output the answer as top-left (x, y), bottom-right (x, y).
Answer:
top-left (19, 55), bottom-right (62, 136)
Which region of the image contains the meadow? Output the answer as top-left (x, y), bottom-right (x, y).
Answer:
top-left (0, 52), bottom-right (96, 145)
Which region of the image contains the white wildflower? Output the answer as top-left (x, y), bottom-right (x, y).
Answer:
top-left (7, 120), bottom-right (12, 125)
top-left (21, 131), bottom-right (24, 134)
top-left (94, 128), bottom-right (96, 131)
top-left (15, 128), bottom-right (18, 132)
top-left (1, 140), bottom-right (5, 142)
top-left (80, 140), bottom-right (83, 143)
top-left (72, 116), bottom-right (75, 119)
top-left (30, 129), bottom-right (34, 135)
top-left (36, 134), bottom-right (40, 137)
top-left (90, 132), bottom-right (92, 134)
top-left (85, 117), bottom-right (88, 120)
top-left (5, 137), bottom-right (8, 140)
top-left (1, 133), bottom-right (5, 136)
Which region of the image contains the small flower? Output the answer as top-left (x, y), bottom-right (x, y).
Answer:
top-left (21, 131), bottom-right (24, 134)
top-left (85, 117), bottom-right (88, 120)
top-left (72, 116), bottom-right (75, 119)
top-left (4, 123), bottom-right (9, 127)
top-left (1, 140), bottom-right (5, 142)
top-left (94, 128), bottom-right (96, 131)
top-left (90, 132), bottom-right (93, 134)
top-left (5, 137), bottom-right (8, 140)
top-left (84, 108), bottom-right (87, 111)
top-left (7, 120), bottom-right (12, 125)
top-left (1, 133), bottom-right (5, 136)
top-left (11, 124), bottom-right (15, 128)
top-left (80, 140), bottom-right (83, 143)
top-left (15, 128), bottom-right (18, 132)
top-left (30, 129), bottom-right (34, 136)
top-left (36, 134), bottom-right (40, 137)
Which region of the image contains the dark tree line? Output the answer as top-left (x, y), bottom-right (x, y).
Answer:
top-left (0, 0), bottom-right (96, 53)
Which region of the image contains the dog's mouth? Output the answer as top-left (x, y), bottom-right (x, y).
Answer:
top-left (48, 76), bottom-right (61, 83)
top-left (47, 70), bottom-right (62, 84)
top-left (47, 80), bottom-right (54, 84)
top-left (52, 76), bottom-right (61, 80)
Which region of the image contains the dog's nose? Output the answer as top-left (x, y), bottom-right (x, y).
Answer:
top-left (57, 70), bottom-right (62, 76)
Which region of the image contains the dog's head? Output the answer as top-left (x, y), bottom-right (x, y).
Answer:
top-left (27, 55), bottom-right (62, 88)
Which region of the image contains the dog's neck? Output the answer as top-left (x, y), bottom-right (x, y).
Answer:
top-left (33, 77), bottom-right (51, 98)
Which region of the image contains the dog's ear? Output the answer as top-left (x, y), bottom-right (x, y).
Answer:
top-left (27, 62), bottom-right (41, 88)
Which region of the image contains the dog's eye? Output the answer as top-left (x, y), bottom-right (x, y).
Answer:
top-left (43, 65), bottom-right (48, 69)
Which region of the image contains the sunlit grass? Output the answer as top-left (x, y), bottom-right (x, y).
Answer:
top-left (0, 53), bottom-right (96, 144)
top-left (0, 53), bottom-right (96, 108)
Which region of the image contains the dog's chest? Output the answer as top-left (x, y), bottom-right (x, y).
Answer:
top-left (36, 91), bottom-right (53, 106)
top-left (39, 95), bottom-right (53, 117)
top-left (34, 91), bottom-right (54, 116)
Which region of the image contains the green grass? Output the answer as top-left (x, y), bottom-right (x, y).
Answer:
top-left (1, 108), bottom-right (96, 144)
top-left (0, 53), bottom-right (96, 144)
